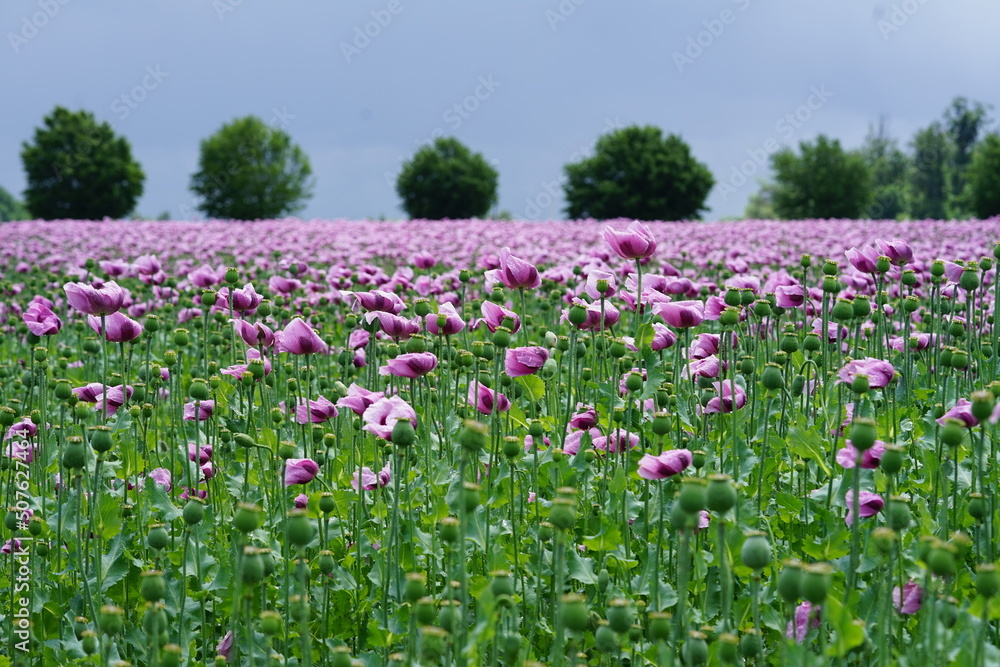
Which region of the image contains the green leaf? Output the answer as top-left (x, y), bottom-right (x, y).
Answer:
top-left (516, 375), bottom-right (546, 403)
top-left (824, 595), bottom-right (866, 657)
top-left (146, 482), bottom-right (182, 522)
top-left (567, 551), bottom-right (598, 584)
top-left (95, 493), bottom-right (123, 540)
top-left (787, 427), bottom-right (831, 476)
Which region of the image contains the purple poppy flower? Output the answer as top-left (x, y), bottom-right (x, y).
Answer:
top-left (836, 440), bottom-right (885, 469)
top-left (352, 461), bottom-right (392, 491)
top-left (844, 490), bottom-right (884, 526)
top-left (425, 302), bottom-right (465, 336)
top-left (295, 396), bottom-right (339, 424)
top-left (838, 358), bottom-right (895, 389)
top-left (487, 248), bottom-right (541, 290)
top-left (379, 352), bottom-right (439, 379)
top-left (233, 319), bottom-right (274, 347)
top-left (704, 381), bottom-right (747, 414)
top-left (480, 301), bottom-right (521, 334)
top-left (468, 383), bottom-right (511, 415)
top-left (183, 400), bottom-right (214, 421)
top-left (362, 396), bottom-right (417, 440)
top-left (88, 311), bottom-right (143, 343)
top-left (892, 580), bottom-right (922, 614)
top-left (654, 300), bottom-right (705, 329)
top-left (276, 318), bottom-right (329, 355)
top-left (284, 458), bottom-right (320, 486)
top-left (504, 346), bottom-right (549, 377)
top-left (64, 280), bottom-right (125, 316)
top-left (637, 449), bottom-right (692, 479)
top-left (786, 601), bottom-right (821, 642)
top-left (592, 429), bottom-right (639, 454)
top-left (22, 301), bottom-right (62, 336)
top-left (603, 221), bottom-right (657, 260)
top-left (148, 468), bottom-right (172, 491)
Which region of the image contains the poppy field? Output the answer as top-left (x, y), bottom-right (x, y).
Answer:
top-left (3, 217), bottom-right (1000, 666)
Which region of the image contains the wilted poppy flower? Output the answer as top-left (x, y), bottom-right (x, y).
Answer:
top-left (480, 301), bottom-right (521, 334)
top-left (183, 400), bottom-right (214, 421)
top-left (592, 429), bottom-right (639, 453)
top-left (892, 580), bottom-right (922, 614)
top-left (837, 358), bottom-right (895, 389)
top-left (1, 539), bottom-right (25, 554)
top-left (64, 280), bottom-right (125, 316)
top-left (276, 318), bottom-right (329, 355)
top-left (786, 601), bottom-right (822, 642)
top-left (337, 383), bottom-right (385, 416)
top-left (468, 383), bottom-right (511, 415)
top-left (704, 381), bottom-right (747, 414)
top-left (637, 449), bottom-right (692, 479)
top-left (284, 458), bottom-right (320, 486)
top-left (844, 490), bottom-right (883, 526)
top-left (352, 461), bottom-right (391, 491)
top-left (505, 346), bottom-right (549, 377)
top-left (88, 312), bottom-right (143, 343)
top-left (296, 395), bottom-right (339, 424)
top-left (603, 221), bottom-right (657, 260)
top-left (362, 396), bottom-right (417, 440)
top-left (22, 301), bottom-right (62, 336)
top-left (217, 631), bottom-right (233, 660)
top-left (487, 248), bottom-right (541, 290)
top-left (654, 300), bottom-right (705, 329)
top-left (836, 440), bottom-right (885, 469)
top-left (425, 302), bottom-right (465, 336)
top-left (379, 352), bottom-right (438, 378)
top-left (233, 319), bottom-right (274, 347)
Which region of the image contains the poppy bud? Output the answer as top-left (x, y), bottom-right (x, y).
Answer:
top-left (549, 497), bottom-right (577, 531)
top-left (872, 527), bottom-right (897, 555)
top-left (438, 517), bottom-right (460, 543)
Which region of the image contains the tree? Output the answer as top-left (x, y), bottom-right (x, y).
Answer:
top-left (20, 107), bottom-right (144, 220)
top-left (190, 116), bottom-right (314, 220)
top-left (563, 125), bottom-right (713, 221)
top-left (743, 181), bottom-right (776, 219)
top-left (908, 123), bottom-right (951, 220)
top-left (395, 138), bottom-right (498, 219)
top-left (0, 186), bottom-right (29, 222)
top-left (968, 134), bottom-right (1000, 218)
top-left (860, 117), bottom-right (909, 219)
top-left (770, 135), bottom-right (872, 219)
top-left (943, 97), bottom-right (992, 214)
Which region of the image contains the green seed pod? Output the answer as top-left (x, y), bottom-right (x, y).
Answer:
top-left (960, 266), bottom-right (980, 291)
top-left (462, 482), bottom-right (481, 513)
top-left (404, 572), bottom-right (427, 603)
top-left (259, 610), bottom-right (282, 636)
top-left (318, 550), bottom-right (335, 576)
top-left (803, 332), bottom-right (821, 353)
top-left (976, 564), bottom-right (1000, 598)
top-left (414, 597), bottom-right (436, 626)
top-left (625, 372), bottom-right (643, 393)
top-left (779, 333), bottom-right (799, 354)
top-left (761, 363), bottom-right (784, 391)
top-left (679, 478), bottom-right (707, 514)
top-left (140, 571), bottom-right (166, 602)
top-left (439, 517), bottom-right (460, 544)
top-left (457, 420), bottom-right (487, 452)
top-left (718, 633), bottom-right (740, 664)
top-left (872, 527), bottom-right (897, 555)
top-left (648, 611), bottom-right (671, 642)
top-left (233, 503), bottom-right (261, 533)
top-left (183, 498), bottom-right (205, 529)
top-left (286, 509), bottom-right (315, 547)
top-left (940, 419), bottom-right (965, 448)
top-left (719, 307), bottom-right (740, 327)
top-left (98, 605), bottom-right (125, 635)
top-left (777, 559), bottom-right (803, 603)
top-left (549, 497), bottom-right (577, 531)
top-left (147, 524), bottom-right (168, 551)
top-left (606, 599), bottom-right (634, 634)
top-left (927, 542), bottom-right (957, 577)
top-left (241, 546), bottom-right (266, 584)
top-left (886, 497), bottom-right (911, 531)
top-left (704, 475), bottom-right (736, 515)
top-left (849, 418), bottom-right (878, 451)
top-left (832, 298), bottom-right (854, 321)
top-left (880, 445), bottom-right (905, 474)
top-left (683, 631), bottom-right (709, 664)
top-left (969, 493), bottom-right (989, 521)
top-left (594, 622), bottom-right (618, 653)
top-left (62, 436), bottom-right (87, 470)
top-left (740, 532), bottom-right (771, 571)
top-left (739, 629), bottom-right (762, 657)
top-left (799, 563), bottom-right (833, 604)
top-left (88, 426), bottom-right (114, 454)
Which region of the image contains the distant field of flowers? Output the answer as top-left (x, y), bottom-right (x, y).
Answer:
top-left (2, 217), bottom-right (1000, 666)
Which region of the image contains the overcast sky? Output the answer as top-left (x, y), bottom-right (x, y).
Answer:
top-left (3, 0), bottom-right (999, 221)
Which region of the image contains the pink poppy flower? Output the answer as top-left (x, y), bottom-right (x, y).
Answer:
top-left (183, 400), bottom-right (214, 421)
top-left (353, 290), bottom-right (405, 314)
top-left (504, 346), bottom-right (549, 377)
top-left (188, 443), bottom-right (213, 464)
top-left (22, 301), bottom-right (62, 336)
top-left (468, 383), bottom-right (511, 415)
top-left (637, 449), bottom-right (692, 479)
top-left (425, 302), bottom-right (465, 336)
top-left (480, 301), bottom-right (521, 334)
top-left (603, 221), bottom-right (657, 260)
top-left (363, 311), bottom-right (421, 339)
top-left (592, 428), bottom-right (639, 454)
top-left (704, 381), bottom-right (746, 414)
top-left (892, 580), bottom-right (922, 614)
top-left (774, 284), bottom-right (805, 309)
top-left (562, 427), bottom-right (601, 456)
top-left (148, 467), bottom-right (172, 491)
top-left (295, 396), bottom-right (339, 424)
top-left (223, 283), bottom-right (263, 313)
top-left (63, 280), bottom-right (125, 316)
top-left (568, 407), bottom-right (598, 430)
top-left (650, 323), bottom-right (677, 351)
top-left (352, 461), bottom-right (392, 491)
top-left (876, 238), bottom-right (913, 266)
top-left (233, 319), bottom-right (274, 347)
top-left (584, 269), bottom-right (618, 299)
top-left (835, 440), bottom-right (885, 469)
top-left (936, 398), bottom-right (977, 428)
top-left (336, 383), bottom-right (385, 416)
top-left (362, 396), bottom-right (417, 440)
top-left (379, 352), bottom-right (439, 379)
top-left (844, 490), bottom-right (883, 526)
top-left (786, 601), bottom-right (822, 642)
top-left (284, 458), bottom-right (320, 486)
top-left (654, 300), bottom-right (705, 329)
top-left (293, 493), bottom-right (309, 509)
top-left (276, 318), bottom-right (329, 355)
top-left (88, 311), bottom-right (143, 343)
top-left (845, 245), bottom-right (881, 273)
top-left (837, 358), bottom-right (895, 389)
top-left (487, 248), bottom-right (541, 290)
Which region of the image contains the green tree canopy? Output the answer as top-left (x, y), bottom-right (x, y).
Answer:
top-left (0, 186), bottom-right (29, 222)
top-left (563, 125), bottom-right (713, 221)
top-left (861, 118), bottom-right (909, 219)
top-left (190, 116), bottom-right (314, 220)
top-left (20, 106), bottom-right (144, 220)
top-left (743, 181), bottom-right (776, 219)
top-left (908, 122), bottom-right (951, 220)
top-left (770, 135), bottom-right (872, 219)
top-left (943, 97), bottom-right (993, 215)
top-left (968, 134), bottom-right (1000, 219)
top-left (395, 137), bottom-right (498, 219)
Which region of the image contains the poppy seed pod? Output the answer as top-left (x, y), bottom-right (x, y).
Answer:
top-left (976, 564), bottom-right (1000, 598)
top-left (683, 631), bottom-right (709, 664)
top-left (140, 570), bottom-right (166, 602)
top-left (233, 503), bottom-right (261, 533)
top-left (561, 594), bottom-right (590, 632)
top-left (880, 445), bottom-right (905, 474)
top-left (706, 474), bottom-right (737, 513)
top-left (800, 562), bottom-right (833, 604)
top-left (940, 419), bottom-right (965, 448)
top-left (761, 363), bottom-right (784, 391)
top-left (971, 390), bottom-right (996, 421)
top-left (286, 509), bottom-right (315, 547)
top-left (89, 426), bottom-right (113, 454)
top-left (741, 532), bottom-right (771, 571)
top-left (886, 497), bottom-right (911, 531)
top-left (679, 478), bottom-right (707, 514)
top-left (777, 560), bottom-right (803, 603)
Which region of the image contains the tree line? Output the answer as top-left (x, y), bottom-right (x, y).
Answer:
top-left (2, 98), bottom-right (998, 222)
